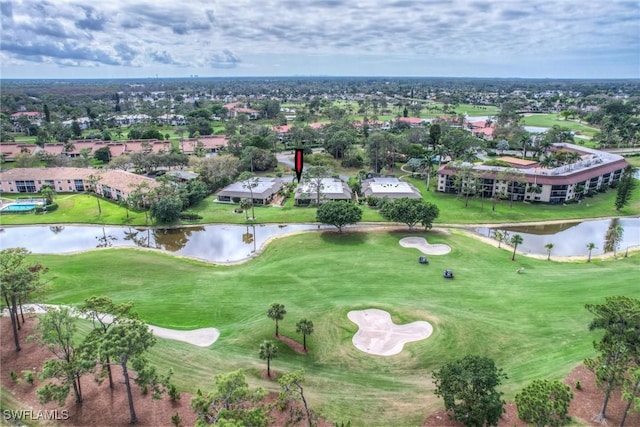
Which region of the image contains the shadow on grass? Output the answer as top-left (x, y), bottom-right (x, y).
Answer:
top-left (319, 229), bottom-right (370, 246)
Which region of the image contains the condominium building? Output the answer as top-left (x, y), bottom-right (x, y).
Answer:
top-left (436, 143), bottom-right (629, 204)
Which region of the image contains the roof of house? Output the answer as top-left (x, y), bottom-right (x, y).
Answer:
top-left (216, 177), bottom-right (284, 199)
top-left (166, 171), bottom-right (199, 180)
top-left (397, 117), bottom-right (425, 124)
top-left (0, 167), bottom-right (158, 192)
top-left (362, 177), bottom-right (422, 199)
top-left (272, 125), bottom-right (292, 133)
top-left (0, 144), bottom-right (39, 160)
top-left (295, 178), bottom-right (352, 200)
top-left (11, 112), bottom-right (42, 118)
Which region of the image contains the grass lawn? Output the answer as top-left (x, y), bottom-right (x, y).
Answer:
top-left (37, 229), bottom-right (640, 426)
top-left (405, 176), bottom-right (640, 224)
top-left (521, 114), bottom-right (600, 138)
top-left (454, 103), bottom-right (499, 116)
top-left (0, 194), bottom-right (149, 226)
top-left (2, 179), bottom-right (638, 227)
top-left (625, 155), bottom-right (640, 168)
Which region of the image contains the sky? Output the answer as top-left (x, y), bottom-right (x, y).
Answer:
top-left (0, 0), bottom-right (639, 80)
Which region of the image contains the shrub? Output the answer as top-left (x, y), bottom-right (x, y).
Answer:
top-left (22, 370), bottom-right (35, 385)
top-left (575, 380), bottom-right (582, 390)
top-left (179, 212), bottom-right (203, 220)
top-left (171, 412), bottom-right (183, 427)
top-left (168, 383), bottom-right (181, 401)
top-left (36, 203), bottom-right (60, 213)
top-left (516, 379), bottom-right (573, 427)
top-left (366, 196), bottom-right (381, 207)
top-left (10, 371), bottom-right (18, 382)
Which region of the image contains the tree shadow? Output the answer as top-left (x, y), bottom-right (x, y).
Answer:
top-left (319, 229), bottom-right (369, 245)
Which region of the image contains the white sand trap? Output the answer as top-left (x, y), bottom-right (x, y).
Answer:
top-left (3, 304), bottom-right (219, 348)
top-left (147, 325), bottom-right (219, 347)
top-left (347, 309), bottom-right (433, 356)
top-left (399, 236), bottom-right (451, 255)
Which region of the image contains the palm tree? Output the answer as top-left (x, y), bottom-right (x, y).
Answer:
top-left (239, 198), bottom-right (252, 221)
top-left (604, 222), bottom-right (624, 257)
top-left (544, 243), bottom-right (554, 260)
top-left (259, 340), bottom-right (278, 378)
top-left (86, 174), bottom-right (102, 215)
top-left (39, 185), bottom-right (56, 205)
top-left (493, 230), bottom-right (504, 248)
top-left (510, 234), bottom-right (524, 261)
top-left (295, 319), bottom-right (314, 352)
top-left (586, 242), bottom-right (596, 263)
top-left (267, 303), bottom-right (286, 336)
top-left (242, 178), bottom-right (259, 219)
top-left (566, 151), bottom-right (581, 164)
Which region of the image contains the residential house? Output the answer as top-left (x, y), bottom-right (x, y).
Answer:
top-left (224, 102), bottom-right (261, 120)
top-left (179, 136), bottom-right (228, 155)
top-left (156, 114), bottom-right (187, 126)
top-left (216, 177), bottom-right (284, 205)
top-left (361, 177), bottom-right (422, 200)
top-left (396, 117), bottom-right (427, 127)
top-left (294, 178), bottom-right (352, 205)
top-left (62, 117), bottom-right (92, 130)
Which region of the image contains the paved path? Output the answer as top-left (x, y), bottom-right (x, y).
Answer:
top-left (2, 304), bottom-right (219, 348)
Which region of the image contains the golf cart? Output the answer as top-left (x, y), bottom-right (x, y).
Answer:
top-left (443, 269), bottom-right (454, 279)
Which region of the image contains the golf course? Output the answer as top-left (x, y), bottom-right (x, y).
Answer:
top-left (27, 225), bottom-right (639, 426)
top-left (2, 169), bottom-right (639, 425)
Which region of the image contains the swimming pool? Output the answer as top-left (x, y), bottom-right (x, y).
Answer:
top-left (0, 203), bottom-right (37, 212)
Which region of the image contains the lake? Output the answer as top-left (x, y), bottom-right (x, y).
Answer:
top-left (0, 223), bottom-right (329, 263)
top-left (474, 217), bottom-right (640, 257)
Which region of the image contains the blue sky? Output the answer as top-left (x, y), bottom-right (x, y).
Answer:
top-left (1, 0), bottom-right (638, 79)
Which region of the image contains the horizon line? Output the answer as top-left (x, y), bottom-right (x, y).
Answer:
top-left (1, 75), bottom-right (639, 82)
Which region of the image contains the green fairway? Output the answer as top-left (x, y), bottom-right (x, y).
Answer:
top-left (37, 229), bottom-right (640, 426)
top-left (521, 114), bottom-right (600, 138)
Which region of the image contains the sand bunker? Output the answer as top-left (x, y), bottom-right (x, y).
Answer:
top-left (3, 304), bottom-right (219, 348)
top-left (147, 325), bottom-right (219, 347)
top-left (347, 309), bottom-right (433, 356)
top-left (399, 236), bottom-right (451, 255)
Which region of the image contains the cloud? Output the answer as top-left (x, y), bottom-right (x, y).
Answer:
top-left (1, 37), bottom-right (122, 66)
top-left (75, 6), bottom-right (107, 31)
top-left (0, 1), bottom-right (12, 18)
top-left (0, 0), bottom-right (638, 78)
top-left (113, 43), bottom-right (139, 64)
top-left (209, 50), bottom-right (241, 69)
top-left (149, 49), bottom-right (176, 65)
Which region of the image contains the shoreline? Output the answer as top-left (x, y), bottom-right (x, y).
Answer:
top-left (1, 218), bottom-right (638, 264)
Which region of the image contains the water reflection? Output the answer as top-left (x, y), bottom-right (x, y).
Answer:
top-left (95, 227), bottom-right (117, 248)
top-left (475, 217), bottom-right (640, 257)
top-left (0, 224), bottom-right (328, 263)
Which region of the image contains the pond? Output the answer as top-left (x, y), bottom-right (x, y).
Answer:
top-left (0, 223), bottom-right (329, 263)
top-left (474, 217), bottom-right (640, 257)
top-left (2, 218), bottom-right (638, 262)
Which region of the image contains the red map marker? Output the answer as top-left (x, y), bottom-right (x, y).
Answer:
top-left (294, 148), bottom-right (304, 183)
